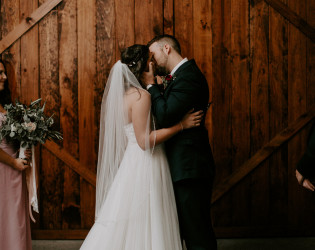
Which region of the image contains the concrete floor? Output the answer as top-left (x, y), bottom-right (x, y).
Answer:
top-left (32, 237), bottom-right (315, 250)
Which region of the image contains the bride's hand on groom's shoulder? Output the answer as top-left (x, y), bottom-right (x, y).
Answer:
top-left (181, 109), bottom-right (203, 130)
top-left (155, 75), bottom-right (163, 85)
top-left (141, 62), bottom-right (155, 87)
top-left (296, 169), bottom-right (315, 192)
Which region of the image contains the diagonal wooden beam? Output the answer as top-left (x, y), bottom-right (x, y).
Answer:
top-left (0, 0), bottom-right (63, 54)
top-left (43, 140), bottom-right (96, 187)
top-left (212, 105), bottom-right (315, 204)
top-left (264, 0), bottom-right (315, 43)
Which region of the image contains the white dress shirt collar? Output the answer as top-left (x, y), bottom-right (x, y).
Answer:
top-left (170, 58), bottom-right (188, 76)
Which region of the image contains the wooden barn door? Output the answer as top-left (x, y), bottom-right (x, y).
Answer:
top-left (210, 0), bottom-right (315, 237)
top-left (0, 0), bottom-right (314, 239)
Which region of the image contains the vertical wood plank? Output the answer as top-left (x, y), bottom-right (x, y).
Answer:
top-left (41, 148), bottom-right (64, 229)
top-left (20, 0), bottom-right (39, 103)
top-left (194, 0), bottom-right (213, 146)
top-left (230, 0), bottom-right (251, 226)
top-left (249, 0), bottom-right (270, 225)
top-left (135, 0), bottom-right (163, 44)
top-left (115, 0), bottom-right (134, 60)
top-left (306, 0), bottom-right (315, 108)
top-left (58, 0), bottom-right (81, 229)
top-left (268, 0), bottom-right (288, 225)
top-left (78, 0), bottom-right (96, 228)
top-left (39, 0), bottom-right (62, 229)
top-left (164, 0), bottom-right (174, 35)
top-left (95, 0), bottom-right (115, 158)
top-left (211, 0), bottom-right (233, 227)
top-left (287, 0), bottom-right (310, 227)
top-left (0, 0), bottom-right (21, 100)
top-left (19, 0), bottom-right (40, 228)
top-left (96, 0), bottom-right (115, 87)
top-left (174, 0), bottom-right (193, 58)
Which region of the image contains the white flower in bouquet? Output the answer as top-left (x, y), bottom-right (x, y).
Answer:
top-left (0, 98), bottom-right (62, 218)
top-left (0, 98), bottom-right (63, 158)
top-left (24, 122), bottom-right (37, 132)
top-left (10, 124), bottom-right (17, 132)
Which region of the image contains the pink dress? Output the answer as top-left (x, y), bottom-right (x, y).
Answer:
top-left (0, 112), bottom-right (32, 250)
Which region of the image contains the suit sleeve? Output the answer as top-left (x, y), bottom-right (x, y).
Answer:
top-left (148, 76), bottom-right (200, 128)
top-left (296, 124), bottom-right (315, 179)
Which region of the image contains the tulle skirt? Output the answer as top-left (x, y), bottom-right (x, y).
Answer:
top-left (80, 142), bottom-right (182, 250)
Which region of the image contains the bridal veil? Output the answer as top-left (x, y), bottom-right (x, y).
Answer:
top-left (95, 60), bottom-right (152, 219)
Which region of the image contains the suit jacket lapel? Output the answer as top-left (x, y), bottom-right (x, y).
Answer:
top-left (164, 60), bottom-right (195, 97)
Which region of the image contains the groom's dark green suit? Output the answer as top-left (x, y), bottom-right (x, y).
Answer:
top-left (148, 59), bottom-right (217, 250)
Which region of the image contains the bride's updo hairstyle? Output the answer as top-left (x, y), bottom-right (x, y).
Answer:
top-left (121, 44), bottom-right (149, 80)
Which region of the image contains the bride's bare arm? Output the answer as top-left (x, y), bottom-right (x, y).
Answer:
top-left (132, 91), bottom-right (203, 150)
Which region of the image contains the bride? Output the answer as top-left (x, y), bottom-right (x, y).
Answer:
top-left (80, 44), bottom-right (203, 250)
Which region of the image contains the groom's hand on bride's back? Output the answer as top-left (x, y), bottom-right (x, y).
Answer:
top-left (141, 62), bottom-right (155, 87)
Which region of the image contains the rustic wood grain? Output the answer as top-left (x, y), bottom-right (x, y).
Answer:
top-left (163, 0), bottom-right (174, 35)
top-left (40, 148), bottom-right (63, 230)
top-left (43, 141), bottom-right (96, 187)
top-left (193, 0), bottom-right (213, 146)
top-left (1, 0), bottom-right (315, 239)
top-left (115, 0), bottom-right (134, 60)
top-left (264, 0), bottom-right (315, 42)
top-left (135, 0), bottom-right (163, 44)
top-left (306, 0), bottom-right (315, 108)
top-left (211, 0), bottom-right (233, 227)
top-left (32, 229), bottom-right (88, 239)
top-left (0, 0), bottom-right (21, 100)
top-left (39, 0), bottom-right (62, 229)
top-left (19, 0), bottom-right (40, 228)
top-left (20, 0), bottom-right (39, 103)
top-left (287, 0), bottom-right (309, 228)
top-left (174, 0), bottom-right (193, 58)
top-left (58, 0), bottom-right (81, 229)
top-left (0, 0), bottom-right (62, 54)
top-left (268, 0), bottom-right (289, 225)
top-left (249, 0), bottom-right (270, 226)
top-left (78, 0), bottom-right (96, 228)
top-left (212, 105), bottom-right (315, 204)
top-left (95, 0), bottom-right (116, 176)
top-left (230, 0), bottom-right (251, 226)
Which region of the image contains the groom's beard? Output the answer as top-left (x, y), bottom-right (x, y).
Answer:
top-left (154, 65), bottom-right (168, 76)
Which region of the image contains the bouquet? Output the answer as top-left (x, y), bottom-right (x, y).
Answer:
top-left (0, 98), bottom-right (62, 220)
top-left (0, 98), bottom-right (63, 158)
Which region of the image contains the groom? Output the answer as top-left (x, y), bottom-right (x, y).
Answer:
top-left (142, 35), bottom-right (217, 250)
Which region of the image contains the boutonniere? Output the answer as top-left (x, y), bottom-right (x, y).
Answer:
top-left (161, 74), bottom-right (176, 89)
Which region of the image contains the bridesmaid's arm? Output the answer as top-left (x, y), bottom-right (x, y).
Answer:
top-left (0, 148), bottom-right (29, 171)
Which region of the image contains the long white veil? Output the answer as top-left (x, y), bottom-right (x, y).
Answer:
top-left (95, 60), bottom-right (146, 219)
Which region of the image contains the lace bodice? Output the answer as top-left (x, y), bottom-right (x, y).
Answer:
top-left (124, 123), bottom-right (137, 144)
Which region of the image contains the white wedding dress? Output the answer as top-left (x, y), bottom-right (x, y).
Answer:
top-left (80, 123), bottom-right (182, 250)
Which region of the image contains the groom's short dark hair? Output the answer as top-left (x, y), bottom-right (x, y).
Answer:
top-left (147, 35), bottom-right (181, 55)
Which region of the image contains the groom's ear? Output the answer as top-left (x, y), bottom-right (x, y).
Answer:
top-left (163, 44), bottom-right (171, 55)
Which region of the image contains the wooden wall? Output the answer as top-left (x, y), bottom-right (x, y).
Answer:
top-left (0, 0), bottom-right (314, 239)
top-left (211, 0), bottom-right (315, 237)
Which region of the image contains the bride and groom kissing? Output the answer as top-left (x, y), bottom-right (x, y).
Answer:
top-left (80, 35), bottom-right (217, 250)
